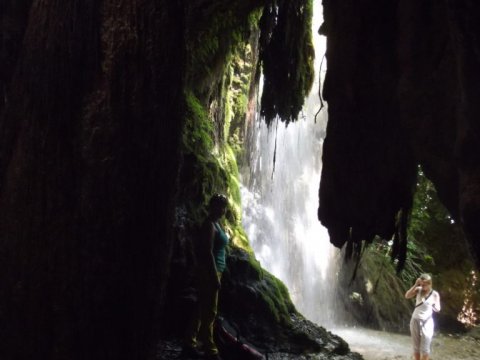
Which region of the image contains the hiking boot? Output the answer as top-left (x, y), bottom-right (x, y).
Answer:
top-left (181, 345), bottom-right (204, 358)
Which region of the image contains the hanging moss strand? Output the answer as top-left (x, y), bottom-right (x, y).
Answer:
top-left (259, 0), bottom-right (315, 125)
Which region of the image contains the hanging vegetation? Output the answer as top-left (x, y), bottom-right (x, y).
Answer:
top-left (259, 0), bottom-right (315, 125)
top-left (406, 168), bottom-right (480, 329)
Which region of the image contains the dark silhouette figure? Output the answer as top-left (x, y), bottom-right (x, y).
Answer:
top-left (184, 194), bottom-right (229, 360)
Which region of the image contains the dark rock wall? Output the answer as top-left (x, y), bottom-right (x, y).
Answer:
top-left (0, 0), bottom-right (317, 359)
top-left (320, 0), bottom-right (480, 266)
top-left (445, 1), bottom-right (480, 261)
top-left (4, 0), bottom-right (480, 358)
top-left (0, 1), bottom-right (184, 359)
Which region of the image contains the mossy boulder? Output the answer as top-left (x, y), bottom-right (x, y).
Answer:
top-left (337, 247), bottom-right (413, 333)
top-left (219, 246), bottom-right (358, 357)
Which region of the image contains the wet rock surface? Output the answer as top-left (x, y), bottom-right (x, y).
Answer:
top-left (156, 340), bottom-right (362, 360)
top-left (161, 247), bottom-right (362, 360)
top-left (155, 314), bottom-right (363, 360)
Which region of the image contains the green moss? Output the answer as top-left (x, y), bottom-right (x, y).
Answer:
top-left (183, 91), bottom-right (214, 155)
top-left (247, 7), bottom-right (264, 30)
top-left (181, 91), bottom-right (228, 222)
top-left (181, 88), bottom-right (252, 252)
top-left (184, 2), bottom-right (261, 193)
top-left (236, 248), bottom-right (296, 324)
top-left (180, 1), bottom-right (305, 330)
top-left (223, 45), bottom-right (256, 165)
top-left (252, 252), bottom-right (295, 322)
top-left (260, 271), bottom-right (296, 324)
top-left (223, 64), bottom-right (235, 142)
top-left (187, 4), bottom-right (264, 94)
top-left (259, 0), bottom-right (315, 124)
top-left (220, 144), bottom-right (252, 251)
top-left (361, 246), bottom-right (412, 325)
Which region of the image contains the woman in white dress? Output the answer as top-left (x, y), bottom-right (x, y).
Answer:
top-left (405, 273), bottom-right (441, 360)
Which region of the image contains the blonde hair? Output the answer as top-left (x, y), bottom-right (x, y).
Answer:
top-left (420, 273), bottom-right (432, 284)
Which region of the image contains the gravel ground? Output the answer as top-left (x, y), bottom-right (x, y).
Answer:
top-left (332, 327), bottom-right (480, 360)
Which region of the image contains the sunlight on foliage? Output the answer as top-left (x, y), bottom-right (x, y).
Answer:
top-left (458, 270), bottom-right (479, 328)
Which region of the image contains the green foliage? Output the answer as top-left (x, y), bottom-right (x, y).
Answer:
top-left (259, 0), bottom-right (315, 124)
top-left (409, 167), bottom-right (455, 243)
top-left (350, 166), bottom-right (480, 330)
top-left (404, 166), bottom-right (480, 328)
top-left (399, 240), bottom-right (432, 287)
top-left (407, 167), bottom-right (465, 274)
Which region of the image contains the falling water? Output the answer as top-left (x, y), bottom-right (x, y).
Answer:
top-left (240, 1), bottom-right (340, 327)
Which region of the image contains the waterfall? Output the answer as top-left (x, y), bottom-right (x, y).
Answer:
top-left (240, 1), bottom-right (340, 327)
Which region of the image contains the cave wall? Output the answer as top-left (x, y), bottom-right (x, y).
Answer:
top-left (8, 0), bottom-right (479, 357)
top-left (319, 0), bottom-right (480, 267)
top-left (0, 0), bottom-right (322, 359)
top-left (0, 1), bottom-right (185, 359)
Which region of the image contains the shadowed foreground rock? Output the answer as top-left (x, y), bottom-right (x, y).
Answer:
top-left (163, 244), bottom-right (363, 359)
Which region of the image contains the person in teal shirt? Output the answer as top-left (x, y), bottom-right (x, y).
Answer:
top-left (185, 194), bottom-right (229, 360)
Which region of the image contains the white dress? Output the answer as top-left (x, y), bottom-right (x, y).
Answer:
top-left (409, 288), bottom-right (440, 354)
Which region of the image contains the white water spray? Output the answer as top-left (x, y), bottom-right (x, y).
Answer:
top-left (240, 1), bottom-right (340, 327)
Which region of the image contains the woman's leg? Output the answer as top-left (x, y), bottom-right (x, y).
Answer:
top-left (198, 273), bottom-right (222, 356)
top-left (420, 318), bottom-right (434, 360)
top-left (184, 304), bottom-right (201, 349)
top-left (410, 318), bottom-right (421, 360)
top-left (184, 274), bottom-right (203, 350)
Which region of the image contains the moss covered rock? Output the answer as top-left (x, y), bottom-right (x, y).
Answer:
top-left (220, 247), bottom-right (358, 357)
top-left (337, 246), bottom-right (413, 333)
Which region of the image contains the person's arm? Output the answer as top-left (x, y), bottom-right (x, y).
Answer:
top-left (432, 291), bottom-right (441, 312)
top-left (405, 278), bottom-right (422, 299)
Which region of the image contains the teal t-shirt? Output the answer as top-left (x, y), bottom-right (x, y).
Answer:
top-left (213, 222), bottom-right (229, 273)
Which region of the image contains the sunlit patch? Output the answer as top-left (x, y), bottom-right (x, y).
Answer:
top-left (457, 270), bottom-right (479, 328)
top-left (349, 292), bottom-right (364, 306)
top-left (365, 279), bottom-right (373, 294)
